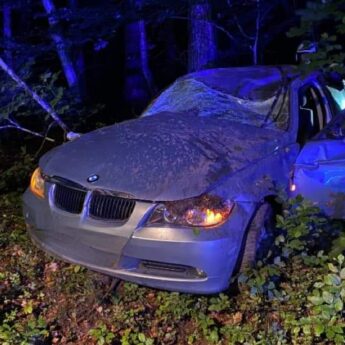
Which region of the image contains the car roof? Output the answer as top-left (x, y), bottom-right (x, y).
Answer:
top-left (179, 65), bottom-right (301, 100)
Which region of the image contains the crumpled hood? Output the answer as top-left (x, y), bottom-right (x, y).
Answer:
top-left (41, 112), bottom-right (285, 201)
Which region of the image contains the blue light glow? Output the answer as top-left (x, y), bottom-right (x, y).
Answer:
top-left (327, 85), bottom-right (345, 110)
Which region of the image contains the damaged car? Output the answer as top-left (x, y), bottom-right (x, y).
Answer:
top-left (23, 66), bottom-right (342, 294)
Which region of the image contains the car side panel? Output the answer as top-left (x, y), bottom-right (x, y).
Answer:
top-left (291, 139), bottom-right (345, 219)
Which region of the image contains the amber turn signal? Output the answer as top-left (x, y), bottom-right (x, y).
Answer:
top-left (30, 167), bottom-right (45, 199)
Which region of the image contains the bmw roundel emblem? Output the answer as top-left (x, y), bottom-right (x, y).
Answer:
top-left (87, 174), bottom-right (99, 183)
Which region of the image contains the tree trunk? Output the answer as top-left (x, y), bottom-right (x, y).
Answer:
top-left (124, 0), bottom-right (153, 112)
top-left (3, 2), bottom-right (12, 66)
top-left (166, 22), bottom-right (178, 64)
top-left (188, 0), bottom-right (217, 72)
top-left (252, 0), bottom-right (261, 65)
top-left (139, 19), bottom-right (154, 93)
top-left (68, 0), bottom-right (86, 99)
top-left (41, 0), bottom-right (78, 88)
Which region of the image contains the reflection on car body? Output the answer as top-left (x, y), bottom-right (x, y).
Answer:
top-left (23, 66), bottom-right (344, 293)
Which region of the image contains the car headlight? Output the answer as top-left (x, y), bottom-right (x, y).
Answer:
top-left (147, 194), bottom-right (233, 228)
top-left (30, 167), bottom-right (45, 199)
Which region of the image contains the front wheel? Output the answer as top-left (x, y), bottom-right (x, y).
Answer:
top-left (239, 203), bottom-right (275, 271)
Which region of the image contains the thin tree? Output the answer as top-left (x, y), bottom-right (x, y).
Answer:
top-left (228, 0), bottom-right (294, 65)
top-left (0, 57), bottom-right (79, 140)
top-left (3, 1), bottom-right (12, 66)
top-left (68, 0), bottom-right (86, 98)
top-left (124, 0), bottom-right (154, 111)
top-left (188, 0), bottom-right (217, 72)
top-left (41, 0), bottom-right (78, 88)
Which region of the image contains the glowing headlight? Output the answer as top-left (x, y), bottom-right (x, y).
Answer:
top-left (148, 194), bottom-right (233, 228)
top-left (30, 167), bottom-right (45, 199)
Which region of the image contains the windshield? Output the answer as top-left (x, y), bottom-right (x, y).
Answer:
top-left (142, 68), bottom-right (290, 131)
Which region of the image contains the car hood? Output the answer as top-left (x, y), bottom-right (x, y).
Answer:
top-left (41, 112), bottom-right (286, 201)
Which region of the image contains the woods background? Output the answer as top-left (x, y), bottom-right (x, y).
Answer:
top-left (0, 0), bottom-right (310, 144)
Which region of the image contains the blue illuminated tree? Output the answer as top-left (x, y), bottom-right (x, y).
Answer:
top-left (41, 0), bottom-right (78, 88)
top-left (2, 0), bottom-right (12, 66)
top-left (188, 0), bottom-right (217, 72)
top-left (220, 0), bottom-right (295, 65)
top-left (124, 0), bottom-right (154, 112)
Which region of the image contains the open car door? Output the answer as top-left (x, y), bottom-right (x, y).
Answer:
top-left (291, 110), bottom-right (345, 219)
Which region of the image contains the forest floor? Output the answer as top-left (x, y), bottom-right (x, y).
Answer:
top-left (1, 178), bottom-right (345, 344)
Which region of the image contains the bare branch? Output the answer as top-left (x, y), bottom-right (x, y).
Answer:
top-left (233, 15), bottom-right (254, 41)
top-left (0, 56), bottom-right (70, 133)
top-left (169, 16), bottom-right (236, 43)
top-left (0, 123), bottom-right (55, 142)
top-left (225, 0), bottom-right (253, 41)
top-left (260, 3), bottom-right (276, 23)
top-left (34, 121), bottom-right (56, 159)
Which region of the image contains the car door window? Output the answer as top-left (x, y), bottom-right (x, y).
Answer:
top-left (297, 85), bottom-right (328, 146)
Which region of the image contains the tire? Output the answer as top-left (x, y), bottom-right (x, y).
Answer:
top-left (239, 203), bottom-right (275, 271)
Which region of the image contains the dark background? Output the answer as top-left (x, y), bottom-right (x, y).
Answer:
top-left (0, 0), bottom-right (308, 138)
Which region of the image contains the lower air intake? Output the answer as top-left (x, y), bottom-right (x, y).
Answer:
top-left (139, 260), bottom-right (206, 279)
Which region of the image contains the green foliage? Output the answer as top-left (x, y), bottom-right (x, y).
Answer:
top-left (330, 232), bottom-right (345, 258)
top-left (207, 293), bottom-right (231, 312)
top-left (0, 64), bottom-right (69, 126)
top-left (121, 329), bottom-right (154, 345)
top-left (0, 312), bottom-right (48, 345)
top-left (89, 322), bottom-right (115, 345)
top-left (195, 312), bottom-right (219, 344)
top-left (305, 254), bottom-right (345, 344)
top-left (156, 291), bottom-right (194, 320)
top-left (287, 0), bottom-right (345, 73)
top-left (220, 324), bottom-right (256, 344)
top-left (275, 195), bottom-right (329, 257)
top-left (0, 61), bottom-right (105, 144)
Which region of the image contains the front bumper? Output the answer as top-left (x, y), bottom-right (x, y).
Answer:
top-left (23, 185), bottom-right (255, 294)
